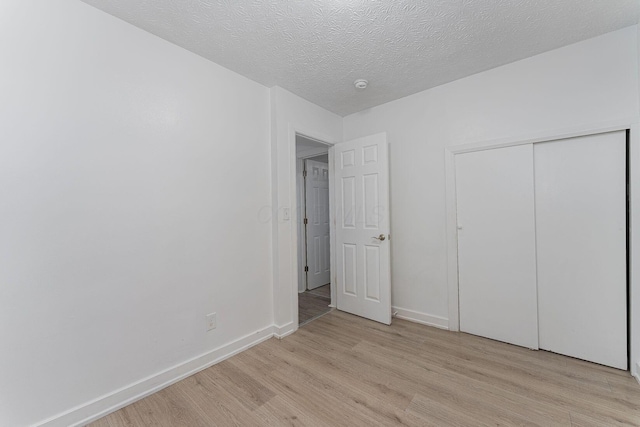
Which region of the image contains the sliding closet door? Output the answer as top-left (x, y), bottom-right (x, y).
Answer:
top-left (535, 131), bottom-right (627, 369)
top-left (456, 145), bottom-right (538, 349)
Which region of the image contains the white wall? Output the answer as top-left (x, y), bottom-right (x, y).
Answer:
top-left (344, 27), bottom-right (639, 339)
top-left (0, 1), bottom-right (273, 426)
top-left (270, 87), bottom-right (342, 335)
top-left (2, 4), bottom-right (637, 425)
top-left (308, 154), bottom-right (330, 163)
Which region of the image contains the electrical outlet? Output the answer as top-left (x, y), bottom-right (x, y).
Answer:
top-left (206, 313), bottom-right (216, 331)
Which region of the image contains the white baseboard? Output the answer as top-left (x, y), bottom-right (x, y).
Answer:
top-left (634, 362), bottom-right (640, 385)
top-left (273, 321), bottom-right (296, 339)
top-left (392, 306), bottom-right (449, 330)
top-left (34, 326), bottom-right (276, 427)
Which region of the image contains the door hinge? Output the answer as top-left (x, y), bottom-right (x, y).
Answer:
top-left (303, 170), bottom-right (307, 178)
top-left (304, 266), bottom-right (309, 272)
top-left (304, 218), bottom-right (308, 225)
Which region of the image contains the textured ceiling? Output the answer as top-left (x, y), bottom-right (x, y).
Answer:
top-left (81, 0), bottom-right (639, 116)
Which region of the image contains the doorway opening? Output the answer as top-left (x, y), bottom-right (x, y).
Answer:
top-left (296, 134), bottom-right (333, 326)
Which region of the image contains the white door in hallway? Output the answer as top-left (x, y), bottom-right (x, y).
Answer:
top-left (305, 159), bottom-right (331, 290)
top-left (456, 144), bottom-right (539, 349)
top-left (334, 133), bottom-right (391, 325)
top-left (535, 131), bottom-right (627, 369)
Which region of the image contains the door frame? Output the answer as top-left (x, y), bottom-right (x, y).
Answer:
top-left (291, 129), bottom-right (336, 329)
top-left (444, 119), bottom-right (640, 375)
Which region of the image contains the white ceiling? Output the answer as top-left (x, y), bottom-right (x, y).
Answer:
top-left (81, 0), bottom-right (639, 116)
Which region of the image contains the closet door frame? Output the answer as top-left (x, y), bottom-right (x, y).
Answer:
top-left (444, 120), bottom-right (639, 375)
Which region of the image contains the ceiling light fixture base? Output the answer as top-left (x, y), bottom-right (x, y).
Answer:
top-left (354, 79), bottom-right (368, 90)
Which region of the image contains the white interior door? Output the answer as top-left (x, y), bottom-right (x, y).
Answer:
top-left (456, 144), bottom-right (539, 349)
top-left (305, 159), bottom-right (331, 290)
top-left (535, 131), bottom-right (627, 369)
top-left (334, 133), bottom-right (391, 325)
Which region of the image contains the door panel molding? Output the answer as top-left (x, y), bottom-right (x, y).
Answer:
top-left (334, 132), bottom-right (391, 325)
top-left (304, 159), bottom-right (331, 290)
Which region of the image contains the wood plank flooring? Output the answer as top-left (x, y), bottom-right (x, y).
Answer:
top-left (90, 310), bottom-right (640, 426)
top-left (298, 284), bottom-right (331, 325)
top-left (304, 284), bottom-right (331, 299)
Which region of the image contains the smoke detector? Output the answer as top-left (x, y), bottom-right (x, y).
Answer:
top-left (354, 79), bottom-right (368, 90)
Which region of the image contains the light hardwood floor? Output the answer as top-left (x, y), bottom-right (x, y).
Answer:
top-left (90, 310), bottom-right (640, 426)
top-left (305, 284), bottom-right (330, 299)
top-left (298, 284), bottom-right (331, 325)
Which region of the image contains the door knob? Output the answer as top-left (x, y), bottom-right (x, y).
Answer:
top-left (373, 234), bottom-right (386, 241)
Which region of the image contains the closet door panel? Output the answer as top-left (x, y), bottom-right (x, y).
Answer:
top-left (456, 144), bottom-right (539, 349)
top-left (535, 131), bottom-right (627, 369)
